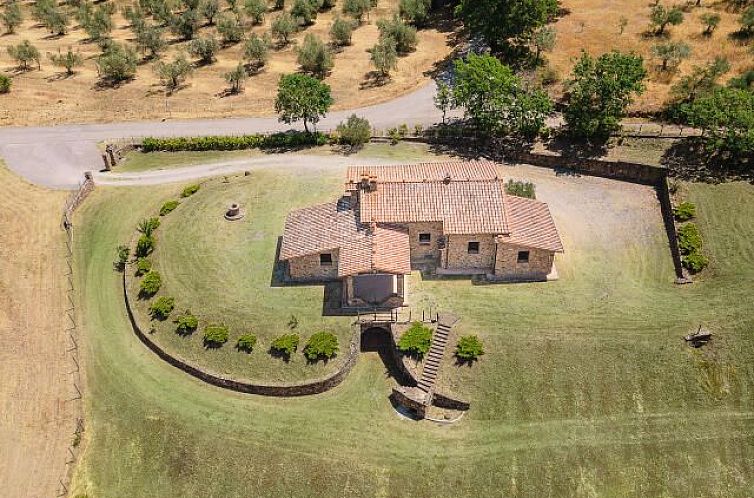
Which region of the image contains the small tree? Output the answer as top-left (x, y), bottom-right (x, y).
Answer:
top-left (188, 36), bottom-right (219, 64)
top-left (434, 80), bottom-right (452, 124)
top-left (97, 43), bottom-right (139, 83)
top-left (271, 12), bottom-right (297, 45)
top-left (41, 5), bottom-right (69, 35)
top-left (203, 324), bottom-right (229, 347)
top-left (200, 0), bottom-right (220, 25)
top-left (740, 6), bottom-right (754, 35)
top-left (342, 0), bottom-right (370, 23)
top-left (456, 335), bottom-right (484, 362)
top-left (135, 234), bottom-right (155, 257)
top-left (135, 257), bottom-right (152, 276)
top-left (115, 244), bottom-right (130, 271)
top-left (270, 333), bottom-right (299, 359)
top-left (291, 0), bottom-right (316, 25)
top-left (244, 0), bottom-right (267, 24)
top-left (175, 312), bottom-right (199, 335)
top-left (149, 296), bottom-right (175, 320)
top-left (243, 32), bottom-right (270, 69)
top-left (8, 40), bottom-right (41, 71)
top-left (336, 114), bottom-right (371, 149)
top-left (49, 47), bottom-right (83, 75)
top-left (399, 0), bottom-right (430, 26)
top-left (135, 25), bottom-right (166, 59)
top-left (1, 2), bottom-right (23, 34)
top-left (80, 3), bottom-right (114, 42)
top-left (297, 33), bottom-right (333, 78)
top-left (397, 322), bottom-right (432, 358)
top-left (700, 12), bottom-right (720, 35)
top-left (669, 56), bottom-right (729, 106)
top-left (370, 37), bottom-right (398, 78)
top-left (274, 73), bottom-right (333, 132)
top-left (650, 4), bottom-right (684, 36)
top-left (330, 16), bottom-right (353, 46)
top-left (170, 8), bottom-right (200, 40)
top-left (377, 16), bottom-right (417, 55)
top-left (217, 13), bottom-right (244, 45)
top-left (0, 74), bottom-right (11, 94)
top-left (652, 41), bottom-right (690, 71)
top-left (140, 271), bottom-right (162, 296)
top-left (303, 331), bottom-right (339, 361)
top-left (236, 333), bottom-right (257, 352)
top-left (531, 26), bottom-right (556, 64)
top-left (225, 62), bottom-right (248, 93)
top-left (155, 53), bottom-right (193, 91)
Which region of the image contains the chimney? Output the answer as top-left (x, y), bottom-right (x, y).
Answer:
top-left (443, 173), bottom-right (451, 185)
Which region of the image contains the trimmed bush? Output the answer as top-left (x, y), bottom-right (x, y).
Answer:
top-left (336, 114), bottom-right (371, 149)
top-left (140, 271), bottom-right (162, 296)
top-left (0, 74), bottom-right (11, 94)
top-left (137, 217), bottom-right (160, 236)
top-left (505, 179), bottom-right (536, 199)
top-left (303, 331), bottom-right (339, 361)
top-left (142, 132), bottom-right (329, 152)
top-left (398, 322), bottom-right (432, 357)
top-left (149, 296), bottom-right (175, 320)
top-left (115, 244), bottom-right (130, 270)
top-left (456, 335), bottom-right (484, 362)
top-left (135, 234), bottom-right (155, 257)
top-left (181, 184), bottom-right (200, 197)
top-left (175, 312), bottom-right (199, 335)
top-left (160, 200), bottom-right (180, 216)
top-left (270, 333), bottom-right (299, 358)
top-left (673, 201), bottom-right (696, 221)
top-left (135, 257), bottom-right (152, 276)
top-left (203, 324), bottom-right (230, 347)
top-left (683, 251), bottom-right (709, 273)
top-left (236, 333), bottom-right (257, 352)
top-left (677, 223), bottom-right (702, 255)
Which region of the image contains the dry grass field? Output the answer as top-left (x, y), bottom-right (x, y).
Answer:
top-left (548, 0), bottom-right (754, 113)
top-left (0, 0), bottom-right (453, 125)
top-left (0, 163), bottom-right (78, 498)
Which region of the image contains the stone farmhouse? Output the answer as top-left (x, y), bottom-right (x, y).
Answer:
top-left (279, 162), bottom-right (564, 309)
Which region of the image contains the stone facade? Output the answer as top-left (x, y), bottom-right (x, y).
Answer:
top-left (405, 221), bottom-right (444, 263)
top-left (443, 234), bottom-right (496, 273)
top-left (287, 249), bottom-right (339, 281)
top-left (493, 243), bottom-right (553, 281)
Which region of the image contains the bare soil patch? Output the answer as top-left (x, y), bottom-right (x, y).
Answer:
top-left (0, 164), bottom-right (77, 498)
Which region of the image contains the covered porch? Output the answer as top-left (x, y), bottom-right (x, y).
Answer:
top-left (343, 273), bottom-right (407, 309)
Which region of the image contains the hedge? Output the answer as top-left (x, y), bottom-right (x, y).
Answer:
top-left (141, 131), bottom-right (330, 152)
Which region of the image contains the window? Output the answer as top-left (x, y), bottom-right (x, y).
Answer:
top-left (467, 241), bottom-right (480, 254)
top-left (319, 253), bottom-right (333, 266)
top-left (418, 233), bottom-right (431, 245)
top-left (517, 250), bottom-right (530, 264)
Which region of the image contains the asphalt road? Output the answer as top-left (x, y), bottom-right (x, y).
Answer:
top-left (0, 82), bottom-right (446, 189)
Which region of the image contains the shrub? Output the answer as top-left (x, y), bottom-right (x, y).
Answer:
top-left (140, 271), bottom-right (162, 296)
top-left (377, 16), bottom-right (417, 55)
top-left (303, 331), bottom-right (339, 360)
top-left (330, 16), bottom-right (353, 46)
top-left (0, 74), bottom-right (10, 94)
top-left (673, 201), bottom-right (696, 221)
top-left (97, 43), bottom-right (138, 83)
top-left (678, 223), bottom-right (703, 255)
top-left (683, 251), bottom-right (709, 273)
top-left (135, 234), bottom-right (155, 257)
top-left (236, 333), bottom-right (257, 352)
top-left (297, 33), bottom-right (333, 78)
top-left (203, 324), bottom-right (229, 347)
top-left (141, 132), bottom-right (328, 152)
top-left (181, 184), bottom-right (200, 197)
top-left (188, 36), bottom-right (219, 65)
top-left (135, 257), bottom-right (152, 276)
top-left (456, 335), bottom-right (484, 362)
top-left (336, 114), bottom-right (371, 148)
top-left (175, 312), bottom-right (199, 334)
top-left (397, 322), bottom-right (432, 357)
top-left (270, 333), bottom-right (299, 358)
top-left (149, 296), bottom-right (175, 319)
top-left (115, 244), bottom-right (130, 270)
top-left (505, 179), bottom-right (536, 199)
top-left (138, 217), bottom-right (161, 235)
top-left (160, 200), bottom-right (180, 215)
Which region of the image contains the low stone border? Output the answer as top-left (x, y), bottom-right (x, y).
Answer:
top-left (123, 250), bottom-right (360, 397)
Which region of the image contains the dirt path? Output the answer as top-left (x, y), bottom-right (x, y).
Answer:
top-left (0, 165), bottom-right (78, 498)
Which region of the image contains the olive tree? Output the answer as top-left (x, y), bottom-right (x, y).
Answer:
top-left (271, 12), bottom-right (297, 45)
top-left (244, 0), bottom-right (267, 24)
top-left (217, 13), bottom-right (244, 45)
top-left (48, 47), bottom-right (84, 75)
top-left (224, 62), bottom-right (248, 93)
top-left (370, 37), bottom-right (397, 78)
top-left (243, 32), bottom-right (270, 70)
top-left (330, 16), bottom-right (353, 46)
top-left (649, 4), bottom-right (684, 35)
top-left (651, 41), bottom-right (691, 71)
top-left (155, 53), bottom-right (192, 90)
top-left (96, 42), bottom-right (139, 83)
top-left (297, 33), bottom-right (333, 78)
top-left (1, 2), bottom-right (23, 34)
top-left (7, 40), bottom-right (41, 70)
top-left (188, 35), bottom-right (219, 64)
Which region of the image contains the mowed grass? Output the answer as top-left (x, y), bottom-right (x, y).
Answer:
top-left (72, 163), bottom-right (754, 496)
top-left (117, 150), bottom-right (259, 173)
top-left (128, 171), bottom-right (353, 382)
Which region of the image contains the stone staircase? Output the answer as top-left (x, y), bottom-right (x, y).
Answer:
top-left (416, 314), bottom-right (458, 397)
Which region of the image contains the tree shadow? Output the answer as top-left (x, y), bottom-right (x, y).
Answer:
top-left (661, 137), bottom-right (754, 182)
top-left (360, 70), bottom-right (390, 89)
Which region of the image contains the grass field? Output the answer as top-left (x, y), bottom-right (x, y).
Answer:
top-left (71, 153), bottom-right (754, 496)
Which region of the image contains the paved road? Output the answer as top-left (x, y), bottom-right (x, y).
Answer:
top-left (0, 82), bottom-right (445, 189)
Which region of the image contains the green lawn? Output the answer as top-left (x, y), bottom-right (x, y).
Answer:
top-left (117, 150), bottom-right (259, 173)
top-left (72, 163), bottom-right (754, 497)
top-left (127, 172), bottom-right (353, 382)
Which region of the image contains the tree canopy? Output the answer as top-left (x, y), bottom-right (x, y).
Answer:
top-left (683, 87), bottom-right (754, 156)
top-left (274, 73), bottom-right (334, 132)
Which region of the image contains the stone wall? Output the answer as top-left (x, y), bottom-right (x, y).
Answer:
top-left (493, 243), bottom-right (554, 281)
top-left (444, 234), bottom-right (496, 272)
top-left (288, 249), bottom-right (339, 281)
top-left (405, 221), bottom-right (443, 263)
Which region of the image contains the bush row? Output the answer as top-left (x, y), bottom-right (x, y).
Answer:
top-left (141, 131), bottom-right (330, 152)
top-left (678, 222), bottom-right (709, 273)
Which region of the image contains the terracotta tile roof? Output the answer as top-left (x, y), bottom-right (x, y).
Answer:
top-left (501, 195), bottom-right (564, 253)
top-left (346, 161), bottom-right (501, 186)
top-left (279, 198), bottom-right (411, 276)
